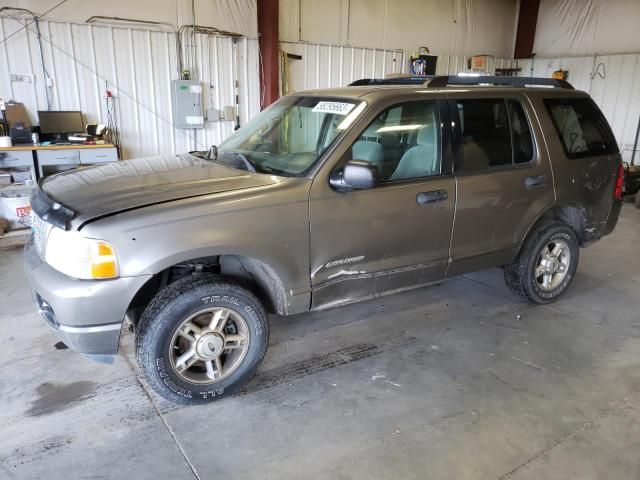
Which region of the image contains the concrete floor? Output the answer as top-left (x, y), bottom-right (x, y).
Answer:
top-left (1, 205), bottom-right (640, 480)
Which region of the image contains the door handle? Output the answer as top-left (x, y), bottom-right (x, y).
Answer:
top-left (416, 189), bottom-right (448, 205)
top-left (525, 175), bottom-right (546, 188)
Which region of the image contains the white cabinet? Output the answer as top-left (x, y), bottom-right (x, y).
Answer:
top-left (37, 149), bottom-right (80, 166)
top-left (0, 150), bottom-right (36, 185)
top-left (0, 150), bottom-right (33, 168)
top-left (36, 147), bottom-right (118, 177)
top-left (79, 148), bottom-right (118, 164)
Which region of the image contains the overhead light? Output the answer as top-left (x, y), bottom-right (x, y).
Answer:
top-left (376, 124), bottom-right (423, 133)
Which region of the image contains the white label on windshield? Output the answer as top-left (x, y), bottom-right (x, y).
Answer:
top-left (312, 101), bottom-right (355, 116)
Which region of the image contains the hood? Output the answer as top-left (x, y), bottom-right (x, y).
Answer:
top-left (39, 154), bottom-right (285, 227)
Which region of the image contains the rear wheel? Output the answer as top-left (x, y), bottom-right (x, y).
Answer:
top-left (136, 274), bottom-right (268, 404)
top-left (504, 222), bottom-right (579, 304)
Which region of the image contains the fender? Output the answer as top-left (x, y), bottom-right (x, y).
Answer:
top-left (79, 180), bottom-right (313, 316)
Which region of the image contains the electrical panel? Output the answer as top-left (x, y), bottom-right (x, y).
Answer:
top-left (171, 80), bottom-right (204, 129)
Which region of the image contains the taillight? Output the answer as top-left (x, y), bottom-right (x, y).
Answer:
top-left (614, 163), bottom-right (624, 200)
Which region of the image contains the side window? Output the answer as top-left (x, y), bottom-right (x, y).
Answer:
top-left (544, 98), bottom-right (618, 158)
top-left (456, 99), bottom-right (536, 172)
top-left (457, 99), bottom-right (512, 172)
top-left (507, 101), bottom-right (534, 164)
top-left (351, 101), bottom-right (441, 182)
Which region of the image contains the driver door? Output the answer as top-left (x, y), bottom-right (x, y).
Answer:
top-left (308, 98), bottom-right (456, 310)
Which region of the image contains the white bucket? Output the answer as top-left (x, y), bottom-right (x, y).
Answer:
top-left (0, 193), bottom-right (32, 229)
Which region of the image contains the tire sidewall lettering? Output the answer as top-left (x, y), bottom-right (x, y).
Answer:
top-left (201, 295), bottom-right (240, 306)
top-left (244, 305), bottom-right (263, 336)
top-left (199, 387), bottom-right (225, 400)
top-left (201, 294), bottom-right (263, 336)
top-left (155, 357), bottom-right (192, 399)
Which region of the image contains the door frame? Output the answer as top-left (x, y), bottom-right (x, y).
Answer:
top-left (443, 91), bottom-right (556, 276)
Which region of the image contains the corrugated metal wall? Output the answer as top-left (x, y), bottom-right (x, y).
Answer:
top-left (518, 54), bottom-right (640, 164)
top-left (279, 42), bottom-right (405, 92)
top-left (279, 42), bottom-right (518, 91)
top-left (0, 18), bottom-right (260, 159)
top-left (432, 55), bottom-right (519, 77)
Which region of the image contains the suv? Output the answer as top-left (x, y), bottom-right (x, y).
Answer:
top-left (25, 75), bottom-right (623, 404)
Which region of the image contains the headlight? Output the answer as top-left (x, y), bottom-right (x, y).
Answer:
top-left (44, 228), bottom-right (119, 280)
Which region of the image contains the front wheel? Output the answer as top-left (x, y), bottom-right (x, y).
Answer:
top-left (504, 222), bottom-right (579, 304)
top-left (136, 275), bottom-right (269, 404)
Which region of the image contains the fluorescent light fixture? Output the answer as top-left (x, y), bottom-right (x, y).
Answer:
top-left (376, 124), bottom-right (423, 133)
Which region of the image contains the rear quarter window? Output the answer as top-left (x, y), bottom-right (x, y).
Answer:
top-left (544, 98), bottom-right (618, 159)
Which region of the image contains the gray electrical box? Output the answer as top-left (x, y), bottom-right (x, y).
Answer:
top-left (171, 80), bottom-right (204, 129)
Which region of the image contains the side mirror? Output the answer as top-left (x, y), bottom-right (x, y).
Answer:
top-left (330, 160), bottom-right (379, 191)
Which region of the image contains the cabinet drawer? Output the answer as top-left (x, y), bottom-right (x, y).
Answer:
top-left (79, 148), bottom-right (118, 164)
top-left (0, 150), bottom-right (33, 168)
top-left (37, 149), bottom-right (80, 166)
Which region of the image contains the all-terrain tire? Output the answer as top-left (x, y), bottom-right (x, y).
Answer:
top-left (136, 274), bottom-right (269, 404)
top-left (504, 222), bottom-right (579, 304)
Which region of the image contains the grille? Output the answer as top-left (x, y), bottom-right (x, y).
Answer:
top-left (32, 214), bottom-right (53, 259)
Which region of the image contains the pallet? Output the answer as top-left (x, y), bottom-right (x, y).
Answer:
top-left (0, 228), bottom-right (30, 249)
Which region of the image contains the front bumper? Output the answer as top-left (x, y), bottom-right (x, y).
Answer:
top-left (24, 238), bottom-right (152, 359)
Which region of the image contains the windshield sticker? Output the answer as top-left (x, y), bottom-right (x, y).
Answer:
top-left (312, 101), bottom-right (356, 116)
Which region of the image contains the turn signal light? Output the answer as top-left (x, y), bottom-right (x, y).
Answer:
top-left (91, 242), bottom-right (118, 279)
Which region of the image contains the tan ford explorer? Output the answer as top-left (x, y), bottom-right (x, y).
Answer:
top-left (25, 75), bottom-right (624, 404)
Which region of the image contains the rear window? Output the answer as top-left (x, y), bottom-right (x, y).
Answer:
top-left (544, 98), bottom-right (618, 159)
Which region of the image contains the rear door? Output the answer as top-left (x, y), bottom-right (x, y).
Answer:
top-left (447, 92), bottom-right (555, 276)
top-left (308, 97), bottom-right (456, 309)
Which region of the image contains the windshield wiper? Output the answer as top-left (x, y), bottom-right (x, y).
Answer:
top-left (213, 149), bottom-right (286, 176)
top-left (216, 150), bottom-right (257, 173)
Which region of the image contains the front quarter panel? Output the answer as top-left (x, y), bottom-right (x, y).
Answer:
top-left (80, 178), bottom-right (312, 308)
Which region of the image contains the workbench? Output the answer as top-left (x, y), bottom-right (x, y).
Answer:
top-left (0, 143), bottom-right (118, 181)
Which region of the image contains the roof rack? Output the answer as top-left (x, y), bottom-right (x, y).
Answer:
top-left (348, 76), bottom-right (433, 86)
top-left (347, 75), bottom-right (575, 90)
top-left (427, 75), bottom-right (574, 89)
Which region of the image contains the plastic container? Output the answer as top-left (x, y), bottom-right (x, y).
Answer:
top-left (0, 192), bottom-right (32, 230)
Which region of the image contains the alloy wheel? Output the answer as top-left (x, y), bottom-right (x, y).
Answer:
top-left (169, 307), bottom-right (250, 384)
top-left (534, 239), bottom-right (571, 291)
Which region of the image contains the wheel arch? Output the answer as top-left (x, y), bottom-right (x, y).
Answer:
top-left (126, 253), bottom-right (291, 328)
top-left (218, 254), bottom-right (289, 316)
top-left (522, 203), bottom-right (588, 250)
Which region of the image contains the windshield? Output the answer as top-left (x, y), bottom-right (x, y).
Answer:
top-left (217, 96), bottom-right (365, 176)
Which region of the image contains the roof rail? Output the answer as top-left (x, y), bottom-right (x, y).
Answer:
top-left (348, 76), bottom-right (433, 86)
top-left (427, 75), bottom-right (574, 90)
